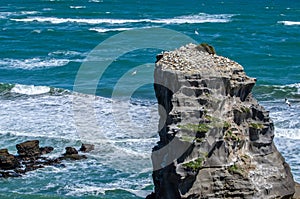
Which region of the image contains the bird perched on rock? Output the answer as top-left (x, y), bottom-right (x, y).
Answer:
top-left (285, 98), bottom-right (291, 107)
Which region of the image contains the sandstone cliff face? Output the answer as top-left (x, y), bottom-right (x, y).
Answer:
top-left (150, 44), bottom-right (295, 199)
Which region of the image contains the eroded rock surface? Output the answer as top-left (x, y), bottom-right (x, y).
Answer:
top-left (149, 44), bottom-right (295, 199)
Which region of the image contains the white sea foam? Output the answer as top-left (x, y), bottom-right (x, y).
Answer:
top-left (11, 13), bottom-right (234, 25)
top-left (0, 11), bottom-right (39, 19)
top-left (20, 11), bottom-right (39, 15)
top-left (65, 185), bottom-right (106, 195)
top-left (65, 185), bottom-right (151, 197)
top-left (273, 82), bottom-right (300, 89)
top-left (89, 0), bottom-right (103, 2)
top-left (0, 89), bottom-right (158, 174)
top-left (0, 130), bottom-right (80, 144)
top-left (89, 27), bottom-right (134, 32)
top-left (0, 12), bottom-right (11, 19)
top-left (32, 29), bottom-right (42, 34)
top-left (0, 89), bottom-right (158, 158)
top-left (42, 8), bottom-right (54, 11)
top-left (89, 26), bottom-right (159, 33)
top-left (278, 21), bottom-right (300, 26)
top-left (150, 13), bottom-right (233, 24)
top-left (288, 83), bottom-right (300, 94)
top-left (275, 128), bottom-right (300, 140)
top-left (11, 84), bottom-right (51, 95)
top-left (0, 58), bottom-right (69, 69)
top-left (11, 17), bottom-right (149, 24)
top-left (274, 82), bottom-right (300, 94)
top-left (262, 97), bottom-right (300, 140)
top-left (70, 6), bottom-right (86, 9)
top-left (259, 82), bottom-right (300, 96)
top-left (48, 50), bottom-right (83, 57)
top-left (64, 177), bottom-right (152, 197)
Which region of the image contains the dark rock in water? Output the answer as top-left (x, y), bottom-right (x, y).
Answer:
top-left (79, 144), bottom-right (95, 153)
top-left (148, 44), bottom-right (295, 199)
top-left (0, 140), bottom-right (90, 178)
top-left (40, 146), bottom-right (54, 155)
top-left (0, 149), bottom-right (20, 170)
top-left (60, 147), bottom-right (87, 161)
top-left (65, 147), bottom-right (78, 155)
top-left (16, 140), bottom-right (40, 157)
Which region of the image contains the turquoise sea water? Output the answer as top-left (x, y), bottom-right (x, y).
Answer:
top-left (0, 0), bottom-right (299, 198)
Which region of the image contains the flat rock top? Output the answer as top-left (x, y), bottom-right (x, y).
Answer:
top-left (157, 43), bottom-right (244, 76)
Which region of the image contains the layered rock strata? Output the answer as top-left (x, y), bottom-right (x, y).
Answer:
top-left (150, 44), bottom-right (295, 198)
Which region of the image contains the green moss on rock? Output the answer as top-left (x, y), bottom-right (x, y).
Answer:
top-left (250, 122), bottom-right (264, 130)
top-left (196, 43), bottom-right (216, 55)
top-left (228, 164), bottom-right (244, 176)
top-left (241, 106), bottom-right (251, 113)
top-left (223, 121), bottom-right (231, 130)
top-left (183, 158), bottom-right (204, 172)
top-left (178, 123), bottom-right (210, 133)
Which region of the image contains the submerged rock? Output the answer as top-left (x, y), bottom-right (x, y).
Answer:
top-left (149, 44), bottom-right (295, 199)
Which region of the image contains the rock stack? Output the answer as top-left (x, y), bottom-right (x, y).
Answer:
top-left (149, 44), bottom-right (296, 198)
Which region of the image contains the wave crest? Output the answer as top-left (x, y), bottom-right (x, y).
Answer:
top-left (11, 84), bottom-right (51, 95)
top-left (254, 83), bottom-right (300, 101)
top-left (0, 83), bottom-right (68, 96)
top-left (0, 58), bottom-right (69, 70)
top-left (275, 128), bottom-right (300, 140)
top-left (11, 13), bottom-right (234, 25)
top-left (278, 21), bottom-right (300, 26)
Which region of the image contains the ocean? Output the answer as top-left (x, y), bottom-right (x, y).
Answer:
top-left (0, 0), bottom-right (299, 198)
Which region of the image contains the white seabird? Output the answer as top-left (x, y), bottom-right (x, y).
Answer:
top-left (131, 70), bottom-right (137, 76)
top-left (194, 30), bottom-right (199, 35)
top-left (285, 98), bottom-right (291, 107)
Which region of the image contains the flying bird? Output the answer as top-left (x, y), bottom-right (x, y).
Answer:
top-left (131, 70), bottom-right (137, 76)
top-left (285, 98), bottom-right (291, 107)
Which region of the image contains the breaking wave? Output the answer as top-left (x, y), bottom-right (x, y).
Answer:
top-left (11, 13), bottom-right (234, 25)
top-left (0, 58), bottom-right (70, 70)
top-left (278, 21), bottom-right (300, 26)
